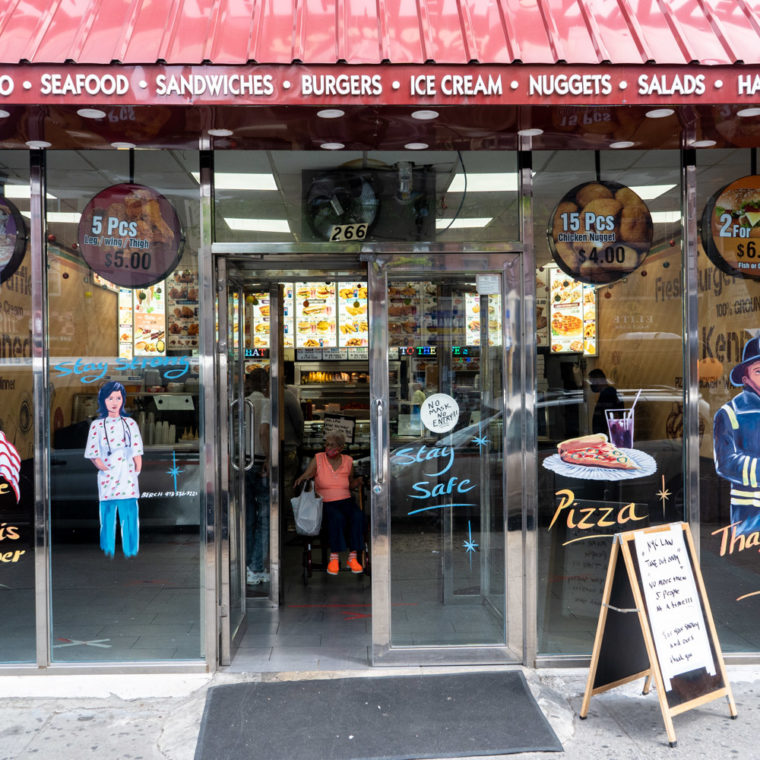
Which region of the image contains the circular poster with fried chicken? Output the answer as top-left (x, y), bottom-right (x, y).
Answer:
top-left (701, 176), bottom-right (760, 279)
top-left (78, 183), bottom-right (184, 288)
top-left (547, 181), bottom-right (653, 285)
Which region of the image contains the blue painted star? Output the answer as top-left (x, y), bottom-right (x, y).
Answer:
top-left (471, 424), bottom-right (490, 450)
top-left (463, 520), bottom-right (479, 569)
top-left (166, 450), bottom-right (184, 492)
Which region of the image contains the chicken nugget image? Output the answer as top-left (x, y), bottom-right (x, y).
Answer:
top-left (619, 203), bottom-right (653, 247)
top-left (553, 241), bottom-right (581, 272)
top-left (614, 187), bottom-right (643, 206)
top-left (575, 182), bottom-right (613, 207)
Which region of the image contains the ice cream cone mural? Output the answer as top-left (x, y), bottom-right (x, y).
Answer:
top-left (0, 430), bottom-right (21, 502)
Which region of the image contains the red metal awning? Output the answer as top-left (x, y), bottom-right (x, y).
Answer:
top-left (0, 0), bottom-right (758, 67)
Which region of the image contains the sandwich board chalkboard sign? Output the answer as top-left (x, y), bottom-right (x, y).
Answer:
top-left (580, 522), bottom-right (737, 747)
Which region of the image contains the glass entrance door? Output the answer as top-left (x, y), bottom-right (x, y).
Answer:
top-left (216, 258), bottom-right (247, 663)
top-left (216, 252), bottom-right (524, 667)
top-left (217, 263), bottom-right (283, 664)
top-left (368, 253), bottom-right (523, 664)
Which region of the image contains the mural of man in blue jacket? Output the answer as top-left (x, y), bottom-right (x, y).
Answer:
top-left (714, 336), bottom-right (760, 536)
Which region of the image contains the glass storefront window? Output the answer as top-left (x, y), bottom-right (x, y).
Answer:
top-left (534, 150), bottom-right (685, 655)
top-left (386, 266), bottom-right (512, 647)
top-left (46, 150), bottom-right (204, 662)
top-left (0, 152), bottom-right (34, 663)
top-left (213, 151), bottom-right (518, 244)
top-left (696, 149), bottom-right (760, 653)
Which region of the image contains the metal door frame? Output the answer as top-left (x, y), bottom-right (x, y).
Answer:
top-left (211, 246), bottom-right (527, 669)
top-left (367, 251), bottom-right (525, 666)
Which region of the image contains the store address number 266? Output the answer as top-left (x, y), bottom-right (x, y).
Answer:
top-left (329, 223), bottom-right (368, 242)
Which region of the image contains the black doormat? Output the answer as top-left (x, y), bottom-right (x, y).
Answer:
top-left (194, 671), bottom-right (562, 760)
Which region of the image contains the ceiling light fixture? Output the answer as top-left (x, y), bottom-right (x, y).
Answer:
top-left (737, 107), bottom-right (760, 118)
top-left (0, 110), bottom-right (10, 118)
top-left (690, 139), bottom-right (717, 148)
top-left (628, 184), bottom-right (677, 200)
top-left (610, 140), bottom-right (635, 149)
top-left (22, 211), bottom-right (81, 223)
top-left (645, 108), bottom-right (675, 119)
top-left (411, 110), bottom-right (439, 120)
top-left (650, 211), bottom-right (681, 224)
top-left (436, 217), bottom-right (493, 229)
top-left (517, 128), bottom-right (543, 137)
top-left (25, 140), bottom-right (51, 149)
top-left (225, 218), bottom-right (291, 233)
top-left (317, 109), bottom-right (345, 119)
top-left (447, 173), bottom-right (518, 193)
top-left (111, 141), bottom-right (136, 149)
top-left (3, 186), bottom-right (56, 199)
top-left (77, 108), bottom-right (106, 119)
top-left (320, 142), bottom-right (345, 150)
top-left (191, 172), bottom-right (278, 190)
top-left (208, 128), bottom-right (234, 137)
top-left (404, 142), bottom-right (428, 150)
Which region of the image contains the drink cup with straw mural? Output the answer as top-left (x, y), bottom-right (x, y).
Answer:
top-left (606, 408), bottom-right (634, 448)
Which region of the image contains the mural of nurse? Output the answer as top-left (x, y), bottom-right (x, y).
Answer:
top-left (84, 381), bottom-right (144, 557)
top-left (714, 336), bottom-right (760, 536)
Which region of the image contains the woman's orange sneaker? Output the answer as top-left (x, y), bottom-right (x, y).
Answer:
top-left (327, 555), bottom-right (340, 575)
top-left (346, 553), bottom-right (363, 574)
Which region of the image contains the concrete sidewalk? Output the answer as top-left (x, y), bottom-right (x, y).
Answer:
top-left (0, 665), bottom-right (755, 759)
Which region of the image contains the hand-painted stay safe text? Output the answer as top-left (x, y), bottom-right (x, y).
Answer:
top-left (392, 443), bottom-right (477, 516)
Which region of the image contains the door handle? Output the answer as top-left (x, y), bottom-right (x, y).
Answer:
top-left (243, 397), bottom-right (255, 471)
top-left (230, 397), bottom-right (240, 471)
top-left (374, 398), bottom-right (384, 486)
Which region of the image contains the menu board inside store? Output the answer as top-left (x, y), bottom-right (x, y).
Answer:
top-left (248, 286), bottom-right (294, 349)
top-left (388, 281), bottom-right (437, 348)
top-left (549, 268), bottom-right (597, 355)
top-left (167, 267), bottom-right (199, 351)
top-left (118, 282), bottom-right (166, 359)
top-left (465, 293), bottom-right (502, 346)
top-left (248, 282), bottom-right (367, 353)
top-left (295, 281), bottom-right (336, 348)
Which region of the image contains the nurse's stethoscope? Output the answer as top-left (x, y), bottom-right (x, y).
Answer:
top-left (101, 416), bottom-right (132, 457)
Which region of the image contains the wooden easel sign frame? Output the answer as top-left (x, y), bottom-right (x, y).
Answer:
top-left (580, 522), bottom-right (737, 747)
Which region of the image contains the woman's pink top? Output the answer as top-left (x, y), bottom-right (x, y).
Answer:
top-left (314, 452), bottom-right (353, 502)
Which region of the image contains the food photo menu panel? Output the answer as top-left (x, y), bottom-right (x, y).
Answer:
top-left (133, 282), bottom-right (166, 356)
top-left (295, 282), bottom-right (336, 348)
top-left (167, 267), bottom-right (199, 351)
top-left (465, 292), bottom-right (502, 346)
top-left (337, 282), bottom-right (368, 348)
top-left (549, 267), bottom-right (597, 355)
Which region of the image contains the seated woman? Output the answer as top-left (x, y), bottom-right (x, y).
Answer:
top-left (294, 431), bottom-right (364, 575)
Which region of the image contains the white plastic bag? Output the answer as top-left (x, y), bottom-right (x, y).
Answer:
top-left (291, 480), bottom-right (323, 536)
